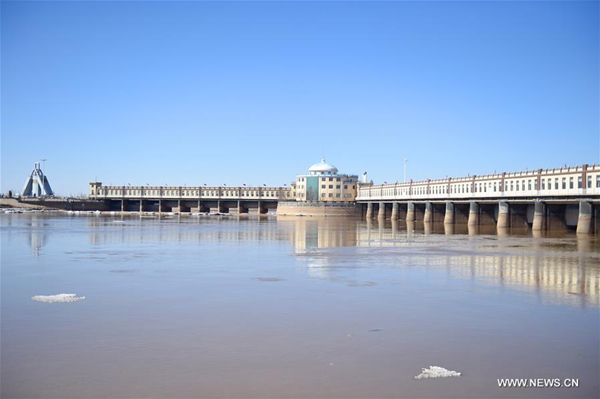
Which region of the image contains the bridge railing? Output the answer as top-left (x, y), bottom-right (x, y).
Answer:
top-left (357, 165), bottom-right (600, 201)
top-left (90, 186), bottom-right (293, 201)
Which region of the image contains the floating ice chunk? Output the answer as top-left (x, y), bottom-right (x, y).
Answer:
top-left (32, 294), bottom-right (85, 303)
top-left (415, 366), bottom-right (461, 379)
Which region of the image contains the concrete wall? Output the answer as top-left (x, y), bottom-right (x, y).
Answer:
top-left (277, 202), bottom-right (361, 217)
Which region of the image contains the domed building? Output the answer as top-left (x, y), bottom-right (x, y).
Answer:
top-left (291, 158), bottom-right (359, 203)
top-left (308, 158), bottom-right (338, 176)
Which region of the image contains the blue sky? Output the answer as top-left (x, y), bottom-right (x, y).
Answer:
top-left (2, 1), bottom-right (598, 195)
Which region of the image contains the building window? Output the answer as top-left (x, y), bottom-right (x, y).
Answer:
top-left (321, 185), bottom-right (325, 189)
top-left (555, 178), bottom-right (559, 190)
top-left (336, 185), bottom-right (340, 189)
top-left (587, 176), bottom-right (592, 189)
top-left (528, 180), bottom-right (531, 190)
top-left (562, 178), bottom-right (566, 189)
top-left (542, 179), bottom-right (545, 190)
top-left (569, 177), bottom-right (574, 189)
top-left (328, 193), bottom-right (333, 197)
top-left (596, 175), bottom-right (600, 188)
top-left (321, 193), bottom-right (325, 197)
top-left (336, 193), bottom-right (341, 197)
top-left (578, 177), bottom-right (582, 189)
top-left (516, 182), bottom-right (519, 191)
top-left (329, 185), bottom-right (333, 189)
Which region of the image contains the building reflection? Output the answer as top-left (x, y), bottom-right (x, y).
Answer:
top-left (27, 216), bottom-right (47, 257)
top-left (86, 215), bottom-right (286, 246)
top-left (80, 215), bottom-right (600, 308)
top-left (292, 218), bottom-right (599, 308)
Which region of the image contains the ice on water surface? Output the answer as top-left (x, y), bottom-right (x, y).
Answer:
top-left (415, 366), bottom-right (461, 379)
top-left (31, 294), bottom-right (86, 303)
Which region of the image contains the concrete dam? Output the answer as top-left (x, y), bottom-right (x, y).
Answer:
top-left (77, 163), bottom-right (600, 234)
top-left (358, 164), bottom-right (600, 234)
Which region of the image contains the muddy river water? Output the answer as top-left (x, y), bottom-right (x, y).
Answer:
top-left (1, 214), bottom-right (598, 398)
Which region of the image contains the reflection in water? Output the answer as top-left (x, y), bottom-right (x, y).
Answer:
top-left (2, 213), bottom-right (599, 399)
top-left (9, 214), bottom-right (600, 308)
top-left (28, 218), bottom-right (47, 257)
top-left (85, 215), bottom-right (600, 308)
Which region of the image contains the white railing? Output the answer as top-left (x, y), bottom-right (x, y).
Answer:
top-left (358, 165), bottom-right (600, 201)
top-left (91, 186), bottom-right (292, 201)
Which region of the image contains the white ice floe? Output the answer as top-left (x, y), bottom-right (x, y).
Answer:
top-left (32, 294), bottom-right (86, 303)
top-left (415, 366), bottom-right (461, 379)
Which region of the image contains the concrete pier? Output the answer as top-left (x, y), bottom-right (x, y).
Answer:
top-left (497, 201), bottom-right (509, 228)
top-left (366, 202), bottom-right (373, 219)
top-left (391, 202), bottom-right (398, 220)
top-left (406, 220), bottom-right (415, 236)
top-left (532, 201), bottom-right (546, 231)
top-left (444, 201), bottom-right (454, 225)
top-left (424, 202), bottom-right (433, 223)
top-left (576, 201), bottom-right (592, 235)
top-left (406, 202), bottom-right (415, 222)
top-left (378, 202), bottom-right (386, 219)
top-left (467, 201), bottom-right (479, 226)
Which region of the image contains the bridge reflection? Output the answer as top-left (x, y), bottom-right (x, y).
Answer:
top-left (12, 214), bottom-right (599, 308)
top-left (285, 218), bottom-right (600, 308)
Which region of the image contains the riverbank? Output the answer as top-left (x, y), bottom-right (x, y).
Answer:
top-left (0, 197), bottom-right (108, 211)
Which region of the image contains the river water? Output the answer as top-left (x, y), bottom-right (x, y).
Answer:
top-left (1, 213), bottom-right (598, 398)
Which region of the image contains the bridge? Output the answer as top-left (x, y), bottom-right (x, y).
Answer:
top-left (88, 183), bottom-right (292, 214)
top-left (357, 164), bottom-right (600, 234)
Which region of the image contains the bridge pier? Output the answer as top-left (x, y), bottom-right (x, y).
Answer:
top-left (391, 202), bottom-right (398, 220)
top-left (378, 202), bottom-right (386, 219)
top-left (467, 201), bottom-right (479, 226)
top-left (366, 203), bottom-right (373, 219)
top-left (444, 201), bottom-right (454, 225)
top-left (576, 200), bottom-right (592, 235)
top-left (424, 202), bottom-right (433, 223)
top-left (532, 201), bottom-right (546, 231)
top-left (121, 199), bottom-right (125, 212)
top-left (139, 200), bottom-right (144, 213)
top-left (497, 201), bottom-right (509, 228)
top-left (406, 201), bottom-right (415, 222)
